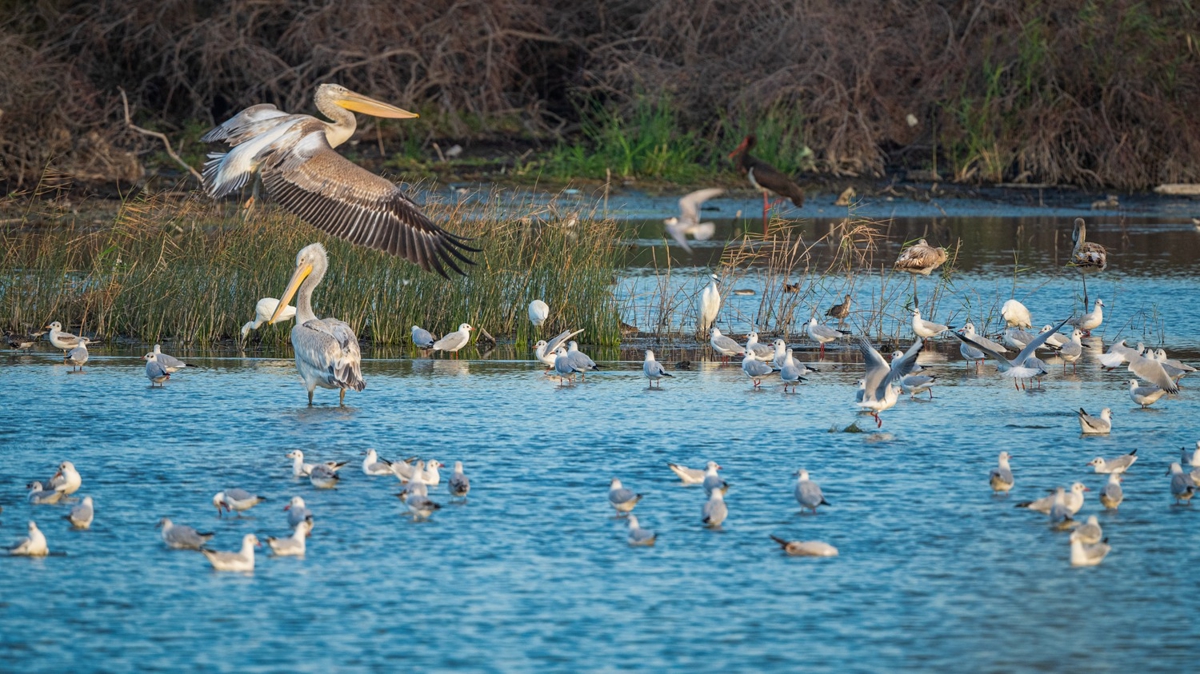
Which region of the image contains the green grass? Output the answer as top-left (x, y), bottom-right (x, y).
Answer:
top-left (0, 190), bottom-right (622, 349)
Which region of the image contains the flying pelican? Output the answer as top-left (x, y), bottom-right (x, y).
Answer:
top-left (269, 243), bottom-right (365, 406)
top-left (664, 188), bottom-right (723, 252)
top-left (894, 239), bottom-right (948, 308)
top-left (1069, 218), bottom-right (1107, 307)
top-left (202, 84), bottom-right (476, 277)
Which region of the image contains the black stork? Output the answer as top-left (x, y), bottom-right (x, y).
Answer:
top-left (727, 134), bottom-right (805, 233)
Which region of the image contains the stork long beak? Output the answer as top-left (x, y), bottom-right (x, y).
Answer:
top-left (271, 263), bottom-right (312, 324)
top-left (727, 137), bottom-right (750, 159)
top-left (336, 91), bottom-right (419, 119)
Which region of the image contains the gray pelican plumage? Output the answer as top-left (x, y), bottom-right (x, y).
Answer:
top-left (270, 243), bottom-right (365, 406)
top-left (894, 238), bottom-right (948, 308)
top-left (202, 84), bottom-right (477, 277)
top-left (1069, 218), bottom-right (1107, 306)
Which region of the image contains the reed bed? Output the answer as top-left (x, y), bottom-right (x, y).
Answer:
top-left (0, 190), bottom-right (622, 348)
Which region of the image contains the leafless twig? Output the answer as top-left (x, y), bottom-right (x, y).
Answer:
top-left (119, 87), bottom-right (203, 185)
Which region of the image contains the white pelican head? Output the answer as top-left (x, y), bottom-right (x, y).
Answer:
top-left (316, 84), bottom-right (419, 120)
top-left (272, 243), bottom-right (327, 324)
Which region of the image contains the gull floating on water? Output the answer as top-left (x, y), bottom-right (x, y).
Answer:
top-left (157, 518), bottom-right (215, 549)
top-left (699, 275), bottom-right (721, 333)
top-left (267, 520), bottom-right (311, 557)
top-left (1075, 515), bottom-right (1103, 545)
top-left (954, 317), bottom-right (1069, 390)
top-left (1077, 408), bottom-right (1113, 435)
top-left (433, 323), bottom-right (473, 356)
top-left (528, 299), bottom-right (549, 327)
top-left (1001, 299), bottom-right (1033, 328)
top-left (702, 489), bottom-right (727, 528)
top-left (411, 325), bottom-right (435, 349)
top-left (284, 496), bottom-right (315, 529)
top-left (709, 328), bottom-right (745, 362)
top-left (65, 495), bottom-right (94, 529)
top-left (1069, 530), bottom-right (1110, 567)
top-left (286, 450), bottom-right (316, 477)
top-left (202, 533), bottom-right (260, 572)
top-left (856, 336), bottom-right (922, 427)
top-left (361, 449), bottom-right (394, 476)
top-left (609, 478), bottom-right (643, 514)
top-left (1087, 449), bottom-right (1137, 474)
top-left (667, 461), bottom-right (712, 485)
top-left (309, 463), bottom-right (341, 489)
top-left (807, 317), bottom-right (848, 357)
top-left (1016, 482), bottom-right (1088, 515)
top-left (241, 298), bottom-right (296, 340)
top-left (553, 347), bottom-right (583, 385)
top-left (1168, 463), bottom-right (1197, 504)
top-left (26, 481), bottom-right (64, 505)
top-left (703, 462), bottom-right (729, 495)
top-left (1099, 474), bottom-right (1124, 510)
top-left (643, 350), bottom-right (672, 388)
top-left (1057, 329), bottom-right (1084, 372)
top-left (213, 489), bottom-right (267, 517)
top-left (770, 535), bottom-right (838, 557)
top-left (1047, 487), bottom-right (1076, 530)
top-left (9, 522), bottom-right (48, 557)
top-left (626, 515), bottom-right (657, 546)
top-left (794, 469), bottom-right (830, 514)
top-left (741, 350), bottom-right (775, 389)
top-left (143, 352), bottom-right (171, 387)
top-left (48, 461), bottom-right (81, 495)
top-left (448, 461), bottom-right (470, 498)
top-left (664, 188), bottom-right (722, 252)
top-left (405, 492), bottom-right (442, 519)
top-left (989, 452), bottom-right (1015, 494)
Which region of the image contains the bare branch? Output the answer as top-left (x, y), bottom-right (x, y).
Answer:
top-left (119, 87), bottom-right (203, 185)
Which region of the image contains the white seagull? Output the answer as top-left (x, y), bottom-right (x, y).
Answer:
top-left (1099, 474), bottom-right (1124, 510)
top-left (911, 308), bottom-right (953, 341)
top-left (741, 351), bottom-right (775, 389)
top-left (361, 449), bottom-right (394, 476)
top-left (284, 496), bottom-right (315, 529)
top-left (448, 461), bottom-right (470, 498)
top-left (608, 478), bottom-right (643, 514)
top-left (152, 344), bottom-right (194, 373)
top-left (794, 469), bottom-right (830, 514)
top-left (143, 352), bottom-right (171, 387)
top-left (157, 518), bottom-right (215, 550)
top-left (1068, 530), bottom-right (1110, 567)
top-left (411, 325), bottom-right (435, 349)
top-left (202, 534), bottom-right (261, 572)
top-left (9, 521), bottom-right (48, 557)
top-left (769, 535), bottom-right (838, 557)
top-left (212, 489), bottom-right (267, 517)
top-left (1077, 408), bottom-right (1112, 435)
top-left (709, 328), bottom-right (745, 362)
top-left (267, 520), bottom-right (311, 557)
top-left (566, 341), bottom-right (600, 379)
top-left (807, 317), bottom-right (848, 357)
top-left (664, 188), bottom-right (722, 252)
top-left (1086, 450), bottom-right (1137, 474)
top-left (855, 336), bottom-right (923, 427)
top-left (643, 350), bottom-right (672, 388)
top-left (702, 489), bottom-right (728, 528)
top-left (65, 495), bottom-right (94, 529)
top-left (989, 452), bottom-right (1014, 493)
top-left (433, 323), bottom-right (473, 356)
top-left (626, 515), bottom-right (657, 546)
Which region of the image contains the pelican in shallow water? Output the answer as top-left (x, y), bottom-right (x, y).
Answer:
top-left (270, 243), bottom-right (365, 406)
top-left (202, 84), bottom-right (476, 277)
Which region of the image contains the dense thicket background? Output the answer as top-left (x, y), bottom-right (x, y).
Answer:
top-left (2, 0), bottom-right (1199, 189)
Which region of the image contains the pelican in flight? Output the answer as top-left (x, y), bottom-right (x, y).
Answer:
top-left (202, 84), bottom-right (477, 277)
top-left (270, 243), bottom-right (365, 406)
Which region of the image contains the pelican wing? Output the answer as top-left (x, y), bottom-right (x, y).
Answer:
top-left (260, 132), bottom-right (477, 278)
top-left (201, 104), bottom-right (290, 145)
top-left (296, 319), bottom-right (365, 391)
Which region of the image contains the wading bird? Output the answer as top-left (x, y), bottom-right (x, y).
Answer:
top-left (699, 275), bottom-right (721, 335)
top-left (202, 84), bottom-right (476, 277)
top-left (269, 243), bottom-right (365, 406)
top-left (1069, 218), bottom-right (1107, 307)
top-left (894, 239), bottom-right (948, 308)
top-left (727, 135), bottom-right (805, 233)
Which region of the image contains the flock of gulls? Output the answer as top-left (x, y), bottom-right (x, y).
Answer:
top-left (5, 85), bottom-right (1199, 569)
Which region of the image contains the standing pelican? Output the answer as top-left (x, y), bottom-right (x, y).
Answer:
top-left (1069, 218), bottom-right (1107, 307)
top-left (894, 239), bottom-right (948, 308)
top-left (202, 84), bottom-right (476, 277)
top-left (269, 243), bottom-right (365, 406)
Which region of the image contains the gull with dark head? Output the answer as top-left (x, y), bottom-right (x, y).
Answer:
top-left (953, 317), bottom-right (1070, 390)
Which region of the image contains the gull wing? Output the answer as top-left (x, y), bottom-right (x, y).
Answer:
top-left (545, 329), bottom-right (585, 354)
top-left (678, 188), bottom-right (724, 225)
top-left (855, 337), bottom-right (892, 401)
top-left (1012, 317), bottom-right (1071, 365)
top-left (884, 339), bottom-right (924, 390)
top-left (1128, 353), bottom-right (1181, 393)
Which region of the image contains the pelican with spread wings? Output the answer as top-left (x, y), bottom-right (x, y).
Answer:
top-left (202, 84), bottom-right (476, 277)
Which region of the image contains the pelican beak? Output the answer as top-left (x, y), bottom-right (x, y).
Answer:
top-left (336, 91), bottom-right (419, 119)
top-left (271, 263), bottom-right (312, 324)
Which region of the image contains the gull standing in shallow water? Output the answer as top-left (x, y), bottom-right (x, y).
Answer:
top-left (65, 338), bottom-right (90, 372)
top-left (807, 318), bottom-right (848, 358)
top-left (1077, 408), bottom-right (1113, 435)
top-left (202, 534), bottom-right (261, 572)
top-left (566, 341), bottom-right (600, 380)
top-left (1099, 474), bottom-right (1124, 510)
top-left (268, 243), bottom-right (365, 406)
top-left (1068, 299), bottom-right (1105, 336)
top-left (1069, 530), bottom-right (1110, 567)
top-left (911, 309), bottom-right (953, 343)
top-left (643, 350), bottom-right (672, 388)
top-left (794, 469), bottom-right (830, 514)
top-left (411, 325), bottom-right (435, 349)
top-left (741, 351), bottom-right (775, 389)
top-left (1057, 329), bottom-right (1084, 372)
top-left (9, 522), bottom-right (48, 556)
top-left (989, 452), bottom-right (1015, 494)
top-left (958, 323), bottom-right (1008, 371)
top-left (856, 337), bottom-right (923, 427)
top-left (702, 462), bottom-right (729, 496)
top-left (779, 348), bottom-right (809, 393)
top-left (152, 345), bottom-right (194, 373)
top-left (433, 323), bottom-right (473, 357)
top-left (626, 515), bottom-right (657, 546)
top-left (1087, 450), bottom-right (1138, 474)
top-left (553, 347), bottom-right (583, 385)
top-left (770, 535), bottom-right (838, 557)
top-left (241, 298), bottom-right (296, 340)
top-left (709, 328), bottom-right (745, 362)
top-left (157, 518), bottom-right (214, 550)
top-left (144, 352), bottom-right (171, 387)
top-left (953, 317), bottom-right (1069, 390)
top-left (534, 328), bottom-right (585, 369)
top-left (664, 188), bottom-right (723, 252)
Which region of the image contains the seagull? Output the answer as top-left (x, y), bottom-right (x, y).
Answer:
top-left (157, 518), bottom-right (214, 550)
top-left (553, 347), bottom-right (583, 385)
top-left (1024, 356), bottom-right (1050, 389)
top-left (643, 350), bottom-right (673, 388)
top-left (411, 325), bottom-right (435, 349)
top-left (1154, 349), bottom-right (1195, 378)
top-left (284, 496), bottom-right (315, 529)
top-left (667, 461), bottom-right (712, 485)
top-left (1057, 329), bottom-right (1084, 372)
top-left (1182, 442), bottom-right (1200, 468)
top-left (901, 373), bottom-right (937, 399)
top-left (1127, 350), bottom-right (1181, 393)
top-left (953, 317), bottom-right (1070, 390)
top-left (286, 450), bottom-right (316, 477)
top-left (769, 535), bottom-right (838, 557)
top-left (807, 317), bottom-right (849, 357)
top-left (1016, 483), bottom-right (1089, 515)
top-left (699, 275), bottom-right (722, 333)
top-left (825, 294), bottom-right (852, 329)
top-left (779, 348), bottom-right (809, 393)
top-left (267, 520), bottom-right (311, 556)
top-left (65, 337), bottom-right (90, 372)
top-left (151, 344), bottom-right (194, 373)
top-left (143, 352), bottom-right (171, 387)
top-left (1077, 408), bottom-right (1112, 435)
top-left (1046, 487), bottom-right (1076, 530)
top-left (1097, 340), bottom-right (1139, 369)
top-left (534, 328), bottom-right (585, 369)
top-left (709, 328), bottom-right (745, 362)
top-left (856, 336), bottom-right (923, 427)
top-left (404, 493), bottom-right (442, 519)
top-left (48, 461), bottom-right (81, 495)
top-left (1168, 463), bottom-right (1196, 504)
top-left (741, 351), bottom-right (776, 389)
top-left (528, 299), bottom-right (550, 327)
top-left (1074, 515), bottom-right (1103, 545)
top-left (702, 462), bottom-right (729, 496)
top-left (448, 461), bottom-right (470, 498)
top-left (1068, 299), bottom-right (1104, 336)
top-left (1002, 327), bottom-right (1038, 351)
top-left (626, 515), bottom-right (657, 546)
top-left (566, 341), bottom-right (600, 380)
top-left (212, 489), bottom-right (267, 517)
top-left (608, 478), bottom-right (643, 514)
top-left (1068, 530), bottom-right (1110, 567)
top-left (664, 187), bottom-right (722, 252)
top-left (432, 323), bottom-right (472, 356)
top-left (202, 534), bottom-right (261, 571)
top-left (241, 298), bottom-right (296, 340)
top-left (958, 323), bottom-right (1006, 371)
top-left (44, 321), bottom-right (85, 357)
top-left (1086, 449), bottom-right (1137, 474)
top-left (794, 469), bottom-right (830, 514)
top-left (989, 452), bottom-right (1014, 493)
top-left (395, 469), bottom-right (429, 502)
top-left (911, 309), bottom-right (953, 342)
top-left (743, 332), bottom-right (775, 360)
top-left (308, 463), bottom-right (341, 489)
top-left (1001, 299), bottom-right (1033, 328)
top-left (361, 449), bottom-right (394, 476)
top-left (1038, 325), bottom-right (1068, 350)
top-left (9, 521), bottom-right (48, 556)
top-left (702, 489), bottom-right (727, 528)
top-left (394, 459), bottom-right (442, 486)
top-left (26, 481), bottom-right (64, 505)
top-left (1099, 474), bottom-right (1124, 510)
top-left (65, 495), bottom-right (94, 529)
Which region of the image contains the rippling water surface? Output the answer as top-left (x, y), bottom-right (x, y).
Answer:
top-left (3, 214), bottom-right (1200, 671)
